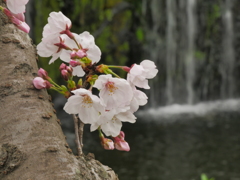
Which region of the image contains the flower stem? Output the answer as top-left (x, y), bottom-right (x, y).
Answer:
top-left (107, 69), bottom-right (120, 78)
top-left (73, 37), bottom-right (81, 49)
top-left (108, 65), bottom-right (131, 72)
top-left (48, 79), bottom-right (62, 88)
top-left (107, 65), bottom-right (123, 69)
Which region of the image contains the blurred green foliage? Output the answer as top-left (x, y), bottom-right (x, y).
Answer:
top-left (206, 3), bottom-right (221, 39)
top-left (34, 0), bottom-right (143, 82)
top-left (201, 173), bottom-right (215, 180)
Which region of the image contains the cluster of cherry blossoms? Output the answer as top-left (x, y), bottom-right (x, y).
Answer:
top-left (0, 0), bottom-right (30, 33)
top-left (32, 11), bottom-right (158, 154)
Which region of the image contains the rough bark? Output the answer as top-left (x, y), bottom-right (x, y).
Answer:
top-left (0, 1), bottom-right (118, 180)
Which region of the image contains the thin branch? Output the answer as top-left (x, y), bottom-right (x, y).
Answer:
top-left (73, 114), bottom-right (82, 155)
top-left (78, 119), bottom-right (84, 148)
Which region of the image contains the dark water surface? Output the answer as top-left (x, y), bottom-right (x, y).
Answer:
top-left (56, 98), bottom-right (240, 180)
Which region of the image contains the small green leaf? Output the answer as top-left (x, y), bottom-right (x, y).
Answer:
top-left (201, 173), bottom-right (208, 180)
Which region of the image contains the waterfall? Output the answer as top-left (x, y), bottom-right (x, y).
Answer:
top-left (166, 0), bottom-right (176, 104)
top-left (185, 0), bottom-right (196, 104)
top-left (142, 0), bottom-right (163, 107)
top-left (221, 0), bottom-right (235, 98)
top-left (142, 0), bottom-right (239, 106)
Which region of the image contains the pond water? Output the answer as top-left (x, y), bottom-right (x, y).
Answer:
top-left (56, 98), bottom-right (240, 180)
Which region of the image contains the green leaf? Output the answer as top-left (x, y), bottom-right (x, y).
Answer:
top-left (201, 173), bottom-right (208, 180)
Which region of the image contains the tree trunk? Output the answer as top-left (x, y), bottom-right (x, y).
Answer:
top-left (0, 1), bottom-right (118, 180)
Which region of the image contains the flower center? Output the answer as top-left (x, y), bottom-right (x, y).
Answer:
top-left (82, 95), bottom-right (93, 108)
top-left (106, 81), bottom-right (118, 94)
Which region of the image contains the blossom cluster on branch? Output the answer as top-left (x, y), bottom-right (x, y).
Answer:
top-left (1, 0), bottom-right (158, 154)
top-left (33, 11), bottom-right (158, 153)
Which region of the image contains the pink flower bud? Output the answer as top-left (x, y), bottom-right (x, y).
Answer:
top-left (59, 63), bottom-right (67, 71)
top-left (112, 131), bottom-right (130, 151)
top-left (3, 8), bottom-right (30, 33)
top-left (70, 51), bottom-right (77, 59)
top-left (122, 66), bottom-right (131, 72)
top-left (118, 131), bottom-right (125, 140)
top-left (114, 139), bottom-right (130, 152)
top-left (66, 66), bottom-right (73, 74)
top-left (69, 60), bottom-right (80, 67)
top-left (76, 49), bottom-right (87, 58)
top-left (70, 49), bottom-right (87, 59)
top-left (38, 68), bottom-right (48, 79)
top-left (101, 138), bottom-right (114, 150)
top-left (45, 81), bottom-right (52, 89)
top-left (15, 21), bottom-right (30, 33)
top-left (61, 70), bottom-right (69, 81)
top-left (32, 77), bottom-right (47, 89)
top-left (12, 12), bottom-right (25, 22)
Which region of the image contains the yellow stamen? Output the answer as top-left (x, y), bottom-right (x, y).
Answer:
top-left (106, 81), bottom-right (118, 94)
top-left (81, 95), bottom-right (93, 108)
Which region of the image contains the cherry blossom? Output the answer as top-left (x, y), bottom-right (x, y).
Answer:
top-left (127, 60), bottom-right (158, 89)
top-left (6, 0), bottom-right (29, 14)
top-left (69, 60), bottom-right (81, 67)
top-left (129, 84), bottom-right (148, 112)
top-left (91, 108), bottom-right (136, 137)
top-left (42, 11), bottom-right (72, 41)
top-left (37, 34), bottom-right (69, 64)
top-left (93, 74), bottom-right (133, 110)
top-left (71, 66), bottom-right (85, 77)
top-left (63, 88), bottom-right (105, 124)
top-left (60, 32), bottom-right (101, 64)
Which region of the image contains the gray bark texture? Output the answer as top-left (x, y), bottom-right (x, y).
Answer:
top-left (0, 1), bottom-right (118, 179)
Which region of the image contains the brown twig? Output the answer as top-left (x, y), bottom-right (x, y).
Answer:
top-left (78, 119), bottom-right (84, 148)
top-left (72, 68), bottom-right (94, 155)
top-left (73, 114), bottom-right (82, 155)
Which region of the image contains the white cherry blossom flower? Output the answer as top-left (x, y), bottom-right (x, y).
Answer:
top-left (6, 0), bottom-right (29, 14)
top-left (41, 12), bottom-right (72, 42)
top-left (37, 34), bottom-right (69, 64)
top-left (91, 108), bottom-right (136, 137)
top-left (93, 74), bottom-right (133, 110)
top-left (71, 66), bottom-right (85, 77)
top-left (127, 60), bottom-right (158, 89)
top-left (130, 85), bottom-right (148, 112)
top-left (77, 31), bottom-right (101, 63)
top-left (60, 32), bottom-right (101, 64)
top-left (63, 88), bottom-right (104, 124)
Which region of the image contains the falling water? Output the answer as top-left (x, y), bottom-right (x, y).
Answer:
top-left (166, 0), bottom-right (176, 104)
top-left (221, 0), bottom-right (235, 98)
top-left (185, 0), bottom-right (196, 104)
top-left (142, 0), bottom-right (163, 107)
top-left (141, 0), bottom-right (240, 106)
